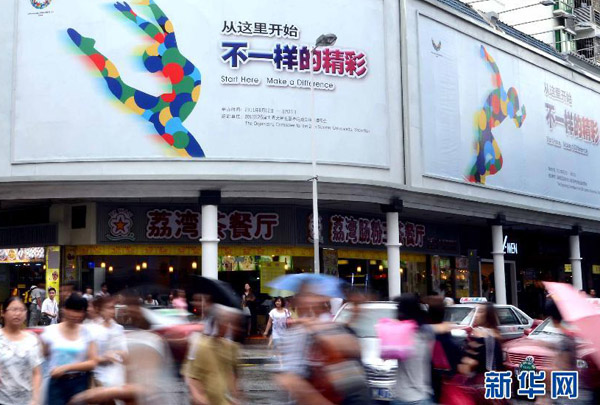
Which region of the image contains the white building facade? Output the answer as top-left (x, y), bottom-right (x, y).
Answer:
top-left (0, 0), bottom-right (599, 312)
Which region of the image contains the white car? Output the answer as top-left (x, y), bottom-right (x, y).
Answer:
top-left (444, 297), bottom-right (535, 340)
top-left (334, 301), bottom-right (397, 402)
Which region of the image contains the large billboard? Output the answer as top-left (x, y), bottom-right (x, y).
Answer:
top-left (418, 15), bottom-right (600, 208)
top-left (13, 0), bottom-right (388, 166)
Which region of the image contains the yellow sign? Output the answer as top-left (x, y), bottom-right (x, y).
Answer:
top-left (64, 246), bottom-right (78, 283)
top-left (74, 244), bottom-right (315, 257)
top-left (75, 244), bottom-right (395, 261)
top-left (45, 246), bottom-right (61, 303)
top-left (260, 261), bottom-right (287, 295)
top-left (337, 249), bottom-right (388, 260)
top-left (564, 264), bottom-right (572, 273)
top-left (75, 244), bottom-right (202, 256)
top-left (593, 265), bottom-right (600, 275)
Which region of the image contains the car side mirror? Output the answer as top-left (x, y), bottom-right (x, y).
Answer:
top-left (524, 328), bottom-right (532, 336)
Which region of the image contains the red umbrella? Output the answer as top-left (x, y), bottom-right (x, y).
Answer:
top-left (543, 281), bottom-right (600, 368)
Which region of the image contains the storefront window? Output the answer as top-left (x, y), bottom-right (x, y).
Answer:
top-left (0, 247), bottom-right (46, 304)
top-left (401, 254), bottom-right (427, 297)
top-left (455, 256), bottom-right (470, 298)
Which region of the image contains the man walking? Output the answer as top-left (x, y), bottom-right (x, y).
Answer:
top-left (28, 281), bottom-right (45, 327)
top-left (182, 304), bottom-right (243, 405)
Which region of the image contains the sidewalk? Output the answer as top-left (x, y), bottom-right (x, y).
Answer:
top-left (240, 337), bottom-right (276, 365)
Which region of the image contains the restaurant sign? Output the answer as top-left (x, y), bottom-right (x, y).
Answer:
top-left (98, 204), bottom-right (293, 245)
top-left (299, 211), bottom-right (460, 253)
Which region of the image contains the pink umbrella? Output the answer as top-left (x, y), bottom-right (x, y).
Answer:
top-left (543, 281), bottom-right (600, 368)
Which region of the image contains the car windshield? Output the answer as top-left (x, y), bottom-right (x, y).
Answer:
top-left (444, 307), bottom-right (474, 325)
top-left (530, 318), bottom-right (582, 340)
top-left (335, 305), bottom-right (397, 338)
top-left (531, 318), bottom-right (561, 336)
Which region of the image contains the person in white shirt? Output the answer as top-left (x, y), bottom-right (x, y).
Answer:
top-left (82, 287), bottom-right (94, 302)
top-left (143, 294), bottom-right (159, 306)
top-left (262, 297), bottom-right (291, 349)
top-left (91, 296), bottom-right (128, 387)
top-left (95, 283), bottom-right (110, 298)
top-left (0, 296), bottom-right (43, 405)
top-left (41, 287), bottom-right (59, 325)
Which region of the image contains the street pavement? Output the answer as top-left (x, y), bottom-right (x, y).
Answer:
top-left (169, 343), bottom-right (541, 404)
top-left (238, 343), bottom-right (288, 404)
top-left (170, 342), bottom-right (285, 405)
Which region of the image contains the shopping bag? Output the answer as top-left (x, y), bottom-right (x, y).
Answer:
top-left (375, 318), bottom-right (417, 360)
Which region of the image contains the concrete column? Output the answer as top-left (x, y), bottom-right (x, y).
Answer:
top-left (201, 204), bottom-right (219, 279)
top-left (491, 225), bottom-right (507, 305)
top-left (93, 267), bottom-right (106, 294)
top-left (386, 211), bottom-right (401, 298)
top-left (570, 234), bottom-right (583, 291)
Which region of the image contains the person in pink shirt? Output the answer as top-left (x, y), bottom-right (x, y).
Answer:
top-left (172, 290), bottom-right (188, 310)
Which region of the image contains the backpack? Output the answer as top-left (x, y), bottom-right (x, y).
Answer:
top-left (23, 287), bottom-right (35, 305)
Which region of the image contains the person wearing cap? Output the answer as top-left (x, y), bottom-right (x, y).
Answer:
top-left (28, 281), bottom-right (45, 327)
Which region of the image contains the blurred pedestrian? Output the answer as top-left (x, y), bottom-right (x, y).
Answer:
top-left (182, 304), bottom-right (243, 405)
top-left (143, 294), bottom-right (159, 306)
top-left (42, 293), bottom-right (98, 405)
top-left (448, 302), bottom-right (504, 404)
top-left (423, 296), bottom-right (462, 403)
top-left (95, 283), bottom-right (110, 298)
top-left (82, 287), bottom-right (94, 302)
top-left (458, 302), bottom-right (503, 375)
top-left (545, 299), bottom-right (576, 371)
top-left (167, 290), bottom-right (176, 308)
top-left (263, 296), bottom-right (291, 350)
top-left (0, 297), bottom-right (43, 405)
top-left (590, 288), bottom-right (597, 298)
top-left (242, 283), bottom-right (256, 335)
top-left (28, 281), bottom-right (45, 327)
top-left (172, 289), bottom-right (187, 310)
top-left (191, 293), bottom-right (215, 336)
top-left (41, 287), bottom-right (59, 325)
top-left (330, 297), bottom-right (344, 317)
top-left (276, 283), bottom-right (371, 405)
top-left (68, 295), bottom-right (176, 405)
top-left (92, 296), bottom-right (128, 389)
top-left (392, 293), bottom-right (436, 405)
top-left (83, 296), bottom-right (101, 324)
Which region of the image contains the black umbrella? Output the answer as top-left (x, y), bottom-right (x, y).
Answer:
top-left (187, 275), bottom-right (241, 309)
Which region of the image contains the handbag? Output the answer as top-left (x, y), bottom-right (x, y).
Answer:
top-left (40, 313), bottom-right (52, 326)
top-left (375, 318), bottom-right (417, 360)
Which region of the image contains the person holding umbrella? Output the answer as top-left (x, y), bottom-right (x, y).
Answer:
top-left (272, 274), bottom-right (371, 405)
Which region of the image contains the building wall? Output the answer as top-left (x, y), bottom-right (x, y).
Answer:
top-left (403, 0), bottom-right (600, 230)
top-left (474, 0), bottom-right (559, 46)
top-left (0, 0), bottom-right (404, 194)
top-left (1, 0), bottom-right (599, 233)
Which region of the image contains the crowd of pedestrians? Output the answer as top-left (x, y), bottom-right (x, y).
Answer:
top-left (0, 277), bottom-right (591, 405)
